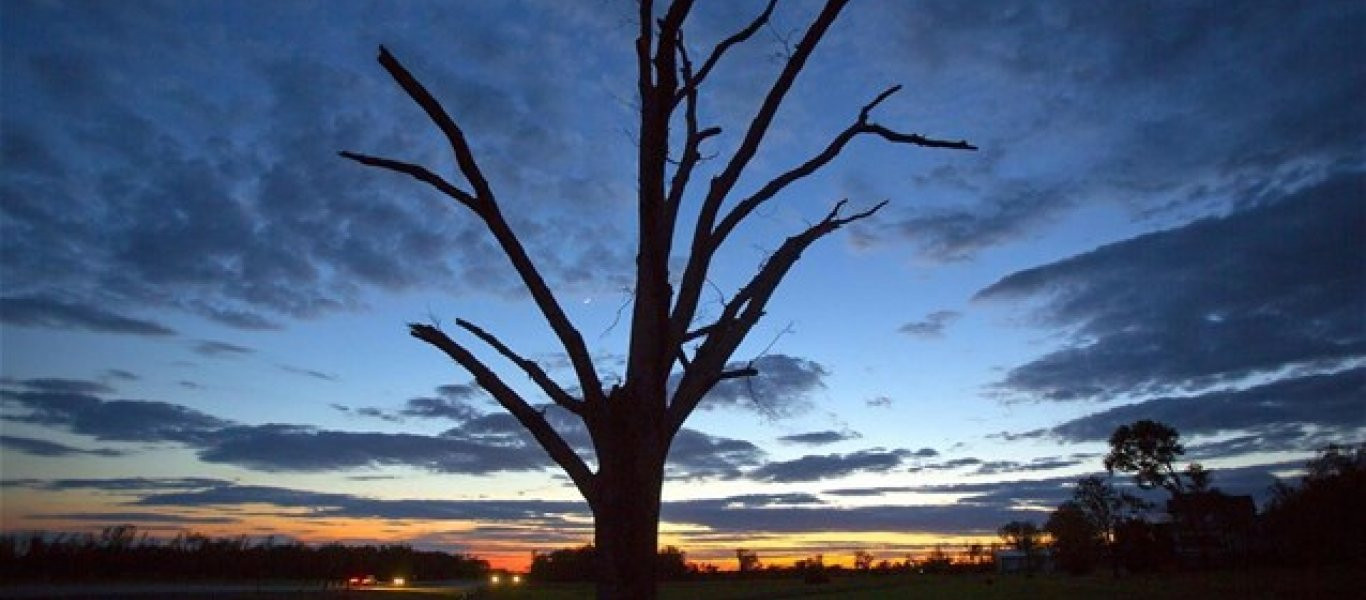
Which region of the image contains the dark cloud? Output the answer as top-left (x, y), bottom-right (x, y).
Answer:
top-left (865, 395), bottom-right (893, 408)
top-left (899, 310), bottom-right (961, 338)
top-left (879, 184), bottom-right (1074, 263)
top-left (435, 383), bottom-right (484, 400)
top-left (906, 457), bottom-right (983, 473)
top-left (448, 408), bottom-right (589, 451)
top-left (977, 174), bottom-right (1366, 401)
top-left (192, 340), bottom-right (254, 357)
top-left (663, 497), bottom-right (1030, 536)
top-left (0, 3), bottom-right (634, 332)
top-left (776, 430), bottom-right (861, 446)
top-left (0, 377), bottom-right (113, 395)
top-left (689, 354), bottom-right (828, 419)
top-left (401, 395), bottom-right (483, 422)
top-left (0, 477), bottom-right (233, 492)
top-left (354, 407), bottom-right (401, 423)
top-left (279, 365), bottom-right (337, 381)
top-left (103, 369), bottom-right (139, 381)
top-left (1040, 367), bottom-right (1366, 445)
top-left (0, 388), bottom-right (228, 444)
top-left (750, 448), bottom-right (914, 483)
top-left (1183, 429), bottom-right (1351, 462)
top-left (197, 424), bottom-right (549, 474)
top-left (135, 483), bottom-right (587, 523)
top-left (28, 512), bottom-right (238, 525)
top-left (847, 1), bottom-right (1365, 261)
top-left (971, 456), bottom-right (1085, 476)
top-left (0, 435), bottom-right (123, 458)
top-left (0, 295), bottom-right (176, 336)
top-left (822, 486), bottom-right (918, 498)
top-left (0, 383), bottom-right (599, 478)
top-left (667, 429), bottom-right (765, 480)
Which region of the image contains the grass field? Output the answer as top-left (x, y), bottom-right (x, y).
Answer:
top-left (479, 567), bottom-right (1364, 600)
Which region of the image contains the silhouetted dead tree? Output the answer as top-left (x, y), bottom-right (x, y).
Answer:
top-left (342, 1), bottom-right (973, 598)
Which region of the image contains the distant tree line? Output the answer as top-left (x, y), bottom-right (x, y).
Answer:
top-left (529, 543), bottom-right (1004, 584)
top-left (1001, 420), bottom-right (1364, 575)
top-left (529, 545), bottom-right (695, 582)
top-left (0, 527), bottom-right (488, 583)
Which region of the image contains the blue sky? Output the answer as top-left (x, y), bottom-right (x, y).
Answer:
top-left (2, 0), bottom-right (1363, 568)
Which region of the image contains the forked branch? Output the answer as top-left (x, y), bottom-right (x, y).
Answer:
top-left (376, 46), bottom-right (493, 201)
top-left (671, 0), bottom-right (852, 356)
top-left (338, 151), bottom-right (481, 211)
top-left (408, 323), bottom-right (595, 495)
top-left (455, 319), bottom-right (584, 415)
top-left (674, 0), bottom-right (778, 104)
top-left (671, 81), bottom-right (974, 349)
top-left (345, 47), bottom-right (605, 407)
top-left (667, 199), bottom-right (886, 431)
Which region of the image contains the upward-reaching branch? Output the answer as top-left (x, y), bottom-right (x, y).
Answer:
top-left (711, 86), bottom-right (975, 246)
top-left (376, 46), bottom-right (493, 202)
top-left (408, 323), bottom-right (595, 497)
top-left (344, 47), bottom-right (605, 407)
top-left (670, 0), bottom-right (850, 355)
top-left (671, 83), bottom-right (975, 353)
top-left (673, 0), bottom-right (777, 104)
top-left (454, 319), bottom-right (584, 416)
top-left (668, 199), bottom-right (887, 432)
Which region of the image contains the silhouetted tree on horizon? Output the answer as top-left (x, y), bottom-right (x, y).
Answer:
top-left (341, 2), bottom-right (973, 598)
top-left (1104, 419), bottom-right (1200, 496)
top-left (735, 548), bottom-right (761, 574)
top-left (1070, 474), bottom-right (1149, 575)
top-left (1046, 500), bottom-right (1101, 574)
top-left (0, 527), bottom-right (487, 583)
top-left (1263, 443), bottom-right (1366, 566)
top-left (998, 520), bottom-right (1042, 575)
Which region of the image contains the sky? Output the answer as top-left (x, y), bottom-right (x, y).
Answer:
top-left (2, 0), bottom-right (1363, 571)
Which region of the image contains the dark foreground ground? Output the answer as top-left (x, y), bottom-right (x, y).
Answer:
top-left (0, 580), bottom-right (480, 599)
top-left (3, 567), bottom-right (1362, 599)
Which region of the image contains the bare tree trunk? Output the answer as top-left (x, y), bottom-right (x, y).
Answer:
top-left (592, 467), bottom-right (663, 599)
top-left (589, 396), bottom-right (666, 600)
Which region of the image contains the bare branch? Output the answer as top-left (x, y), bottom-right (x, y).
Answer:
top-left (480, 212), bottom-right (606, 407)
top-left (859, 84), bottom-right (902, 123)
top-left (353, 49), bottom-right (606, 407)
top-left (671, 0), bottom-right (850, 355)
top-left (673, 82), bottom-right (975, 346)
top-left (408, 323), bottom-right (595, 497)
top-left (668, 199), bottom-right (884, 431)
top-left (376, 46), bottom-right (493, 201)
top-left (454, 318), bottom-right (584, 416)
top-left (678, 0), bottom-right (778, 102)
top-left (664, 32), bottom-right (709, 238)
top-left (714, 87), bottom-right (974, 247)
top-left (338, 151), bottom-right (481, 210)
top-left (718, 366), bottom-right (759, 381)
top-left (864, 124), bottom-right (978, 150)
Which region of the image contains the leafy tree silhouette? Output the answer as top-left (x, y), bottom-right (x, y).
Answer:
top-left (342, 2), bottom-right (973, 598)
top-left (1264, 443), bottom-right (1366, 566)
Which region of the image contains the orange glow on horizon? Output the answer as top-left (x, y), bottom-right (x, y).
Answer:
top-left (4, 494), bottom-right (1000, 574)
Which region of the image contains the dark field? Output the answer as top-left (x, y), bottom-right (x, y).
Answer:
top-left (4, 568), bottom-right (1362, 600)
